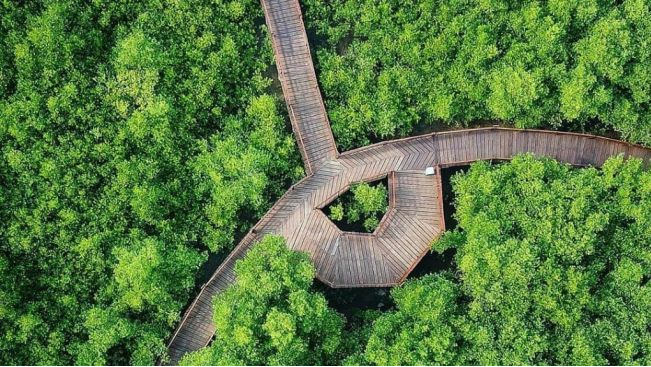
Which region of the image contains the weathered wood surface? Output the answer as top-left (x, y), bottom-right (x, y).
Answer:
top-left (165, 127), bottom-right (651, 363)
top-left (261, 0), bottom-right (338, 174)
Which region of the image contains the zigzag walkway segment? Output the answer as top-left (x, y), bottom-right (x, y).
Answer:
top-left (163, 0), bottom-right (651, 364)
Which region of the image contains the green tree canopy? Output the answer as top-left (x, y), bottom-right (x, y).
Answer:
top-left (303, 0), bottom-right (651, 149)
top-left (370, 154), bottom-right (651, 365)
top-left (364, 273), bottom-right (464, 365)
top-left (180, 235), bottom-right (345, 366)
top-left (438, 154), bottom-right (651, 365)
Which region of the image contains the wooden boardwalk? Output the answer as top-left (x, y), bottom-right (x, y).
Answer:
top-left (163, 0), bottom-right (651, 364)
top-left (261, 0), bottom-right (338, 174)
top-left (165, 127), bottom-right (651, 363)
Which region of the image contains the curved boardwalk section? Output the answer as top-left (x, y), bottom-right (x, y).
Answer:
top-left (261, 0), bottom-right (338, 174)
top-left (165, 127), bottom-right (651, 364)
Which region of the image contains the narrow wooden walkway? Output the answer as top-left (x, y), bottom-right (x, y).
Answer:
top-left (261, 0), bottom-right (338, 174)
top-left (163, 0), bottom-right (651, 364)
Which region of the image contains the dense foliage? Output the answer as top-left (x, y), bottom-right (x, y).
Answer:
top-left (0, 0), bottom-right (300, 365)
top-left (327, 181), bottom-right (388, 232)
top-left (442, 154), bottom-right (651, 364)
top-left (369, 154), bottom-right (651, 365)
top-left (303, 0), bottom-right (651, 149)
top-left (364, 273), bottom-right (463, 365)
top-left (180, 236), bottom-right (346, 366)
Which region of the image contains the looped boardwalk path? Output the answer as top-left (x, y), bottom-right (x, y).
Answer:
top-left (163, 0), bottom-right (651, 364)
